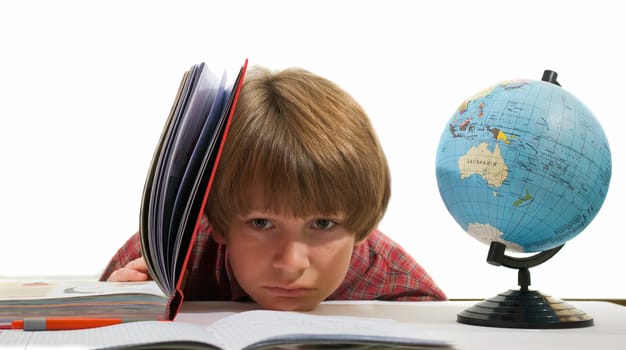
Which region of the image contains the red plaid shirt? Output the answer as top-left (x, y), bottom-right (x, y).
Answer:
top-left (100, 216), bottom-right (446, 302)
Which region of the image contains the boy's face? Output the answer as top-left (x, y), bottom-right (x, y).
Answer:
top-left (212, 196), bottom-right (357, 311)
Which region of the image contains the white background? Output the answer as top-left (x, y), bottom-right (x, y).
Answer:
top-left (0, 0), bottom-right (623, 300)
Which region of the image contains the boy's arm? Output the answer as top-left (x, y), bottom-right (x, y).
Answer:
top-left (99, 232), bottom-right (144, 281)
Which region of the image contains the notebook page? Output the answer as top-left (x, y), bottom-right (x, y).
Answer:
top-left (209, 309), bottom-right (448, 349)
top-left (0, 330), bottom-right (32, 349)
top-left (19, 321), bottom-right (227, 350)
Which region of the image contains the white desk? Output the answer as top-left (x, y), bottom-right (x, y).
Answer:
top-left (178, 300), bottom-right (626, 350)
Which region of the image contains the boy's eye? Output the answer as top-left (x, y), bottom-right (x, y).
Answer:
top-left (312, 219), bottom-right (335, 230)
top-left (250, 218), bottom-right (273, 229)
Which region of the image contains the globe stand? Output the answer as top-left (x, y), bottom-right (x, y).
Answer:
top-left (457, 241), bottom-right (594, 328)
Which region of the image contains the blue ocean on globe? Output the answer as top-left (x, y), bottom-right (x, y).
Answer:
top-left (435, 79), bottom-right (612, 253)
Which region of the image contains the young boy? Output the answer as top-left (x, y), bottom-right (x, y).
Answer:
top-left (101, 65), bottom-right (446, 311)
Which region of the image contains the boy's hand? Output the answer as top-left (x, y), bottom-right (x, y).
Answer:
top-left (107, 257), bottom-right (152, 282)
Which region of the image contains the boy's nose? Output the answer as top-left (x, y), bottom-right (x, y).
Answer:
top-left (273, 239), bottom-right (311, 275)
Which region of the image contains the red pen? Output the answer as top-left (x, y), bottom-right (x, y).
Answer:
top-left (11, 318), bottom-right (123, 331)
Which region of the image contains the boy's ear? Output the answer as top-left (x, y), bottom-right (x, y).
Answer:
top-left (211, 229), bottom-right (227, 244)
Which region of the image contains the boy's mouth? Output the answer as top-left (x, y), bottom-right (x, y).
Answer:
top-left (263, 286), bottom-right (316, 298)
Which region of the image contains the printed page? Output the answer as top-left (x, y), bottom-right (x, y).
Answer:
top-left (0, 281), bottom-right (166, 300)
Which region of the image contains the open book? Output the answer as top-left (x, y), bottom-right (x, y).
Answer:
top-left (1, 309), bottom-right (453, 349)
top-left (0, 60), bottom-right (248, 323)
top-left (0, 280), bottom-right (168, 323)
top-left (138, 60), bottom-right (247, 320)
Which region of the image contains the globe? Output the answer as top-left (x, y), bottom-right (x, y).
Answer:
top-left (435, 74), bottom-right (612, 253)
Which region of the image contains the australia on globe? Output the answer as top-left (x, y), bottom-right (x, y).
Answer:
top-left (436, 77), bottom-right (612, 253)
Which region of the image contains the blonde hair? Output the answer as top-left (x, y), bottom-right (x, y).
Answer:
top-left (206, 66), bottom-right (390, 241)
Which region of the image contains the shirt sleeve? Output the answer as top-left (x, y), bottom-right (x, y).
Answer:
top-left (99, 232), bottom-right (142, 281)
top-left (329, 229), bottom-right (447, 301)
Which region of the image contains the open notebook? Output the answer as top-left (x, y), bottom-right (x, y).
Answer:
top-left (0, 309), bottom-right (453, 349)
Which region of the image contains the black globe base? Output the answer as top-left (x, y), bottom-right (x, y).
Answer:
top-left (457, 289), bottom-right (593, 329)
top-left (458, 241), bottom-right (594, 329)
